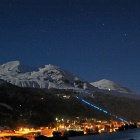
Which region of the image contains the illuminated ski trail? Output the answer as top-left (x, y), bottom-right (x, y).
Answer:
top-left (76, 96), bottom-right (129, 124)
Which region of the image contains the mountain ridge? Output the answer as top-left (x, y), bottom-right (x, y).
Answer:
top-left (91, 79), bottom-right (135, 94)
top-left (0, 61), bottom-right (96, 91)
top-left (0, 60), bottom-right (37, 74)
top-left (0, 61), bottom-right (138, 98)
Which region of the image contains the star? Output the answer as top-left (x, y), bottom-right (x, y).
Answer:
top-left (41, 29), bottom-right (46, 32)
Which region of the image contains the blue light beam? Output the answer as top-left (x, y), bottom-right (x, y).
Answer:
top-left (76, 96), bottom-right (129, 124)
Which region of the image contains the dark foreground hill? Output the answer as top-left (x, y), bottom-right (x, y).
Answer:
top-left (0, 82), bottom-right (140, 128)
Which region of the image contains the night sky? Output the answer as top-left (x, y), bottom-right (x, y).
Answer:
top-left (0, 0), bottom-right (140, 92)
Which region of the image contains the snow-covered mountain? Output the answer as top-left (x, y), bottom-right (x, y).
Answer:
top-left (0, 61), bottom-right (139, 99)
top-left (0, 61), bottom-right (37, 74)
top-left (91, 79), bottom-right (135, 94)
top-left (0, 61), bottom-right (95, 90)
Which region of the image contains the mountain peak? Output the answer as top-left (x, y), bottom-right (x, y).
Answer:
top-left (91, 79), bottom-right (134, 94)
top-left (98, 79), bottom-right (112, 83)
top-left (2, 60), bottom-right (21, 67)
top-left (95, 79), bottom-right (117, 85)
top-left (40, 64), bottom-right (59, 70)
top-left (0, 60), bottom-right (37, 74)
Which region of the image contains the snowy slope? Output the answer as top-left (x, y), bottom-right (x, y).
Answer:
top-left (91, 79), bottom-right (135, 94)
top-left (0, 61), bottom-right (37, 74)
top-left (0, 61), bottom-right (96, 90)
